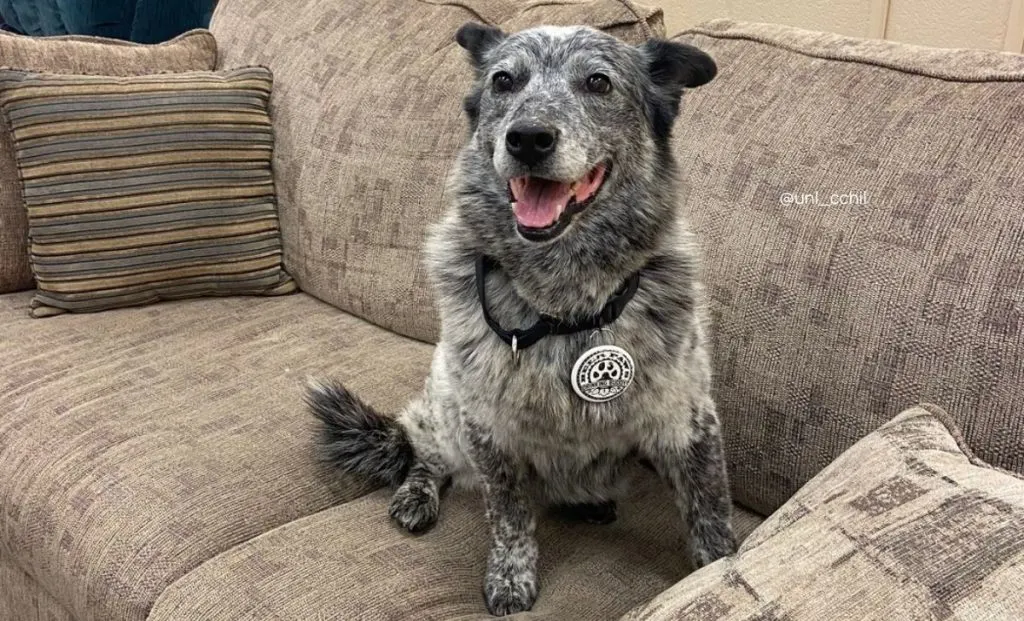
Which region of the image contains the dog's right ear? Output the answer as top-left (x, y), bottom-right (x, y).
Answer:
top-left (640, 39), bottom-right (717, 144)
top-left (455, 22), bottom-right (506, 69)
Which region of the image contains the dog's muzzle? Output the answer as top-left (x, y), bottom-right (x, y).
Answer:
top-left (507, 163), bottom-right (608, 242)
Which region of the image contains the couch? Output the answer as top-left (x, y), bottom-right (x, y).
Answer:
top-left (2, 0), bottom-right (1022, 619)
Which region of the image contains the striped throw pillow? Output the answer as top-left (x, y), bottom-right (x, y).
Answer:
top-left (0, 66), bottom-right (296, 317)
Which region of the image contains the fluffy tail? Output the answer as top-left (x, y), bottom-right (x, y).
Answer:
top-left (305, 379), bottom-right (414, 487)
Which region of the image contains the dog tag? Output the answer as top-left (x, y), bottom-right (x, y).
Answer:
top-left (571, 345), bottom-right (635, 402)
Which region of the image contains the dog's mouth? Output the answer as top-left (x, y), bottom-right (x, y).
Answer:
top-left (508, 163), bottom-right (609, 242)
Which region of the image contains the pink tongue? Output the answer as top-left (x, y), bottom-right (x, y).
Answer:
top-left (512, 178), bottom-right (571, 229)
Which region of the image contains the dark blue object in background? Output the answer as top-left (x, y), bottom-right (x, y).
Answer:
top-left (0, 0), bottom-right (215, 43)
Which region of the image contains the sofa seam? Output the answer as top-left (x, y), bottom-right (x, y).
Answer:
top-left (147, 487), bottom-right (385, 617)
top-left (612, 0), bottom-right (655, 39)
top-left (1, 551), bottom-right (79, 621)
top-left (0, 27), bottom-right (214, 50)
top-left (677, 25), bottom-right (1024, 84)
top-left (912, 402), bottom-right (1024, 481)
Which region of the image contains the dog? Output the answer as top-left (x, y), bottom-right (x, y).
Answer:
top-left (307, 22), bottom-right (735, 616)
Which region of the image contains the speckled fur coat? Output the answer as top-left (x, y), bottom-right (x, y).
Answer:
top-left (308, 23), bottom-right (736, 616)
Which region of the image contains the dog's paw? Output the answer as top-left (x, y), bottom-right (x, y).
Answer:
top-left (483, 554), bottom-right (538, 616)
top-left (690, 521), bottom-right (737, 569)
top-left (550, 500), bottom-right (617, 525)
top-left (388, 481), bottom-right (439, 534)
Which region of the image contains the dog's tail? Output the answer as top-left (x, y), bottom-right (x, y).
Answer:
top-left (305, 379), bottom-right (414, 487)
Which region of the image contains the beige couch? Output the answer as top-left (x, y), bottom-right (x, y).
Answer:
top-left (2, 0), bottom-right (1023, 619)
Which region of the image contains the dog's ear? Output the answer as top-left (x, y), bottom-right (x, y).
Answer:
top-left (642, 40), bottom-right (717, 90)
top-left (455, 22), bottom-right (506, 69)
top-left (640, 40), bottom-right (717, 143)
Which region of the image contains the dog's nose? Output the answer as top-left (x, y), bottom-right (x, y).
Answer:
top-left (505, 124), bottom-right (558, 166)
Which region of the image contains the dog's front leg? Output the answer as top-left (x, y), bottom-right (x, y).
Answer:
top-left (646, 397), bottom-right (737, 569)
top-left (464, 421), bottom-right (538, 616)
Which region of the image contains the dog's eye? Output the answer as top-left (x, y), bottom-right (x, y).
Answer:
top-left (586, 73), bottom-right (612, 94)
top-left (492, 71), bottom-right (514, 93)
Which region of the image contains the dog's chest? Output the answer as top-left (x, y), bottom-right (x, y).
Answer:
top-left (450, 320), bottom-right (656, 440)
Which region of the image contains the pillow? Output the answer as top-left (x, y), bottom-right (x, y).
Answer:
top-left (622, 404), bottom-right (1024, 621)
top-left (0, 66), bottom-right (296, 317)
top-left (0, 28), bottom-right (217, 295)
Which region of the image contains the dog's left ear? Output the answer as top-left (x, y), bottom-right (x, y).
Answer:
top-left (641, 40), bottom-right (717, 91)
top-left (640, 40), bottom-right (717, 142)
top-left (455, 22), bottom-right (507, 70)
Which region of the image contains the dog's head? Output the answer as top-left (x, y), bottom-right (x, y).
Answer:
top-left (454, 23), bottom-right (715, 246)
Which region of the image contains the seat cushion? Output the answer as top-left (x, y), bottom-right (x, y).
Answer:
top-left (672, 20), bottom-right (1024, 515)
top-left (622, 405), bottom-right (1024, 620)
top-left (208, 0), bottom-right (664, 343)
top-left (148, 474), bottom-right (764, 620)
top-left (0, 291), bottom-right (433, 621)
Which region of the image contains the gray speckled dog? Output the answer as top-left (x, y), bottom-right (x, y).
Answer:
top-left (308, 23), bottom-right (735, 616)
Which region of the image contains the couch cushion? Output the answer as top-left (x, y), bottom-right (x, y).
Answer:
top-left (621, 405), bottom-right (1024, 620)
top-left (0, 66), bottom-right (296, 317)
top-left (208, 0), bottom-right (664, 343)
top-left (0, 291), bottom-right (433, 621)
top-left (672, 20), bottom-right (1024, 515)
top-left (0, 28), bottom-right (217, 295)
top-left (148, 474), bottom-right (763, 621)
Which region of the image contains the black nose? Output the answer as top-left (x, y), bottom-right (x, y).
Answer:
top-left (505, 124), bottom-right (558, 166)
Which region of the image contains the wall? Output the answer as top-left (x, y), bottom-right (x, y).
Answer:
top-left (661, 0), bottom-right (1024, 52)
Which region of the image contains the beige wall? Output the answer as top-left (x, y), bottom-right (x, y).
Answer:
top-left (662, 0), bottom-right (1024, 52)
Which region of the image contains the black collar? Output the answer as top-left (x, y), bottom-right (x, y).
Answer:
top-left (475, 255), bottom-right (641, 353)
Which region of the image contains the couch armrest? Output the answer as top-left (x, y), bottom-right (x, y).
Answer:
top-left (620, 404), bottom-right (1024, 620)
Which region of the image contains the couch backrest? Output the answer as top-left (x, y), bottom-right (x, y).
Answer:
top-left (673, 20), bottom-right (1024, 515)
top-left (209, 0), bottom-right (663, 343)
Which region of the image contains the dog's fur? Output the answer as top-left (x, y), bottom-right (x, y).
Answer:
top-left (308, 23), bottom-right (735, 616)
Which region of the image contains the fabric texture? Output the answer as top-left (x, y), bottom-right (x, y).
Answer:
top-left (148, 476), bottom-right (763, 621)
top-left (0, 28), bottom-right (216, 295)
top-left (0, 291), bottom-right (434, 621)
top-left (672, 20), bottom-right (1024, 515)
top-left (0, 66), bottom-right (296, 317)
top-left (209, 0), bottom-right (664, 343)
top-left (1, 551), bottom-right (75, 621)
top-left (621, 405), bottom-right (1024, 621)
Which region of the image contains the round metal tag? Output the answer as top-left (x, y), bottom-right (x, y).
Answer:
top-left (571, 345), bottom-right (635, 403)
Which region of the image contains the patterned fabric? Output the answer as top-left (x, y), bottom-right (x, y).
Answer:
top-left (1, 552), bottom-right (74, 621)
top-left (621, 405), bottom-right (1024, 621)
top-left (0, 66), bottom-right (296, 317)
top-left (148, 477), bottom-right (764, 621)
top-left (671, 20), bottom-right (1024, 515)
top-left (209, 0), bottom-right (664, 342)
top-left (0, 28), bottom-right (216, 295)
top-left (0, 291), bottom-right (434, 621)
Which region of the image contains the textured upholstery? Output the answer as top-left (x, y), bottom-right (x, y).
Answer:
top-left (208, 0), bottom-right (664, 342)
top-left (672, 20), bottom-right (1024, 515)
top-left (0, 28), bottom-right (216, 295)
top-left (0, 291), bottom-right (433, 621)
top-left (622, 405), bottom-right (1024, 620)
top-left (148, 476), bottom-right (764, 621)
top-left (0, 552), bottom-right (75, 621)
